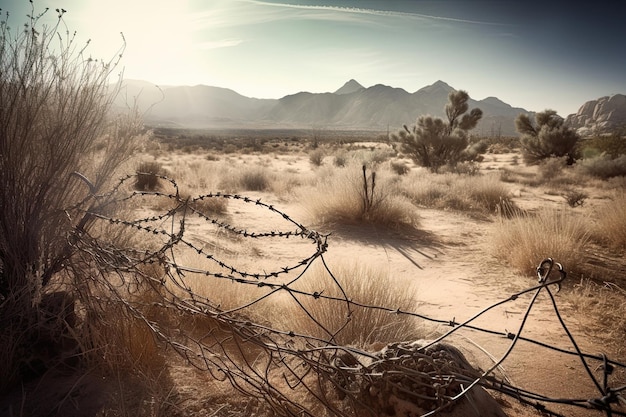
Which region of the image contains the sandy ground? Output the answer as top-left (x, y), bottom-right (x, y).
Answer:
top-left (152, 150), bottom-right (625, 416)
top-left (3, 150), bottom-right (624, 417)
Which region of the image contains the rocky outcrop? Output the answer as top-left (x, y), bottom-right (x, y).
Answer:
top-left (566, 94), bottom-right (626, 135)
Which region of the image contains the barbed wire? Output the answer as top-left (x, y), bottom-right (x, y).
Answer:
top-left (71, 172), bottom-right (626, 417)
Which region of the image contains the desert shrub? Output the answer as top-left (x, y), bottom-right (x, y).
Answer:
top-left (189, 193), bottom-right (229, 215)
top-left (577, 154), bottom-right (626, 179)
top-left (288, 263), bottom-right (425, 347)
top-left (492, 209), bottom-right (589, 276)
top-left (135, 160), bottom-right (166, 191)
top-left (442, 161), bottom-right (481, 176)
top-left (592, 192), bottom-right (626, 251)
top-left (368, 148), bottom-right (395, 165)
top-left (581, 133), bottom-right (626, 159)
top-left (563, 190), bottom-right (587, 208)
top-left (240, 166), bottom-right (272, 191)
top-left (401, 172), bottom-right (449, 207)
top-left (333, 151), bottom-right (348, 167)
top-left (536, 156), bottom-right (568, 182)
top-left (0, 7), bottom-right (142, 391)
top-left (460, 174), bottom-right (517, 213)
top-left (394, 90), bottom-right (483, 172)
top-left (309, 149), bottom-right (325, 167)
top-left (302, 163), bottom-right (419, 230)
top-left (516, 110), bottom-right (580, 165)
top-left (402, 172), bottom-right (516, 215)
top-left (390, 160), bottom-right (410, 175)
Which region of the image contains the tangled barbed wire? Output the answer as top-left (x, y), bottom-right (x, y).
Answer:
top-left (70, 171), bottom-right (626, 417)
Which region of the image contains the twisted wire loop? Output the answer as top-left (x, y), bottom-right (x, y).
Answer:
top-left (69, 172), bottom-right (625, 417)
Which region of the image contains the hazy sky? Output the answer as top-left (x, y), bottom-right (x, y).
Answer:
top-left (2, 0), bottom-right (624, 116)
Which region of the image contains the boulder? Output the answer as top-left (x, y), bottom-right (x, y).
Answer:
top-left (566, 94), bottom-right (626, 134)
top-left (330, 340), bottom-right (506, 417)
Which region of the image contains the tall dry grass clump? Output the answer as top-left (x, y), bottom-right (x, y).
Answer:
top-left (492, 209), bottom-right (590, 276)
top-left (592, 192), bottom-right (626, 251)
top-left (566, 279), bottom-right (626, 355)
top-left (301, 162), bottom-right (420, 230)
top-left (287, 263), bottom-right (426, 347)
top-left (401, 172), bottom-right (518, 215)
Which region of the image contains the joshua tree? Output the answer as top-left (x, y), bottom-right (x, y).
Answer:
top-left (395, 90), bottom-right (482, 172)
top-left (515, 110), bottom-right (580, 165)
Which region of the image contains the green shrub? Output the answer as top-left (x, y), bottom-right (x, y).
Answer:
top-left (581, 133), bottom-right (626, 158)
top-left (395, 90), bottom-right (482, 172)
top-left (516, 110), bottom-right (580, 165)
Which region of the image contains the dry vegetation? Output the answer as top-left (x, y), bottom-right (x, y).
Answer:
top-left (3, 10), bottom-right (626, 416)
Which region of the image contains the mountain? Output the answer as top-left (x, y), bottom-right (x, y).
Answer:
top-left (334, 79), bottom-right (365, 95)
top-left (114, 80), bottom-right (277, 127)
top-left (565, 94), bottom-right (626, 135)
top-left (115, 79), bottom-right (534, 135)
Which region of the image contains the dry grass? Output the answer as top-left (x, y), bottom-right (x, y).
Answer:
top-left (288, 262), bottom-right (427, 348)
top-left (401, 172), bottom-right (517, 215)
top-left (577, 154), bottom-right (626, 179)
top-left (492, 209), bottom-right (590, 276)
top-left (565, 279), bottom-right (626, 355)
top-left (592, 191), bottom-right (626, 251)
top-left (300, 162), bottom-right (420, 230)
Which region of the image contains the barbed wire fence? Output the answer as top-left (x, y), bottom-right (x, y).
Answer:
top-left (69, 172), bottom-right (626, 417)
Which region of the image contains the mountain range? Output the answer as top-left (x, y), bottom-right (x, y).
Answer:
top-left (114, 79), bottom-right (623, 137)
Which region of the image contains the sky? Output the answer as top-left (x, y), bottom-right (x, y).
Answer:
top-left (1, 0), bottom-right (624, 116)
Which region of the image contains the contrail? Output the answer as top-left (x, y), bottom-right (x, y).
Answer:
top-left (246, 0), bottom-right (508, 26)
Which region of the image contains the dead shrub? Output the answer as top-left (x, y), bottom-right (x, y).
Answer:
top-left (309, 149), bottom-right (325, 167)
top-left (563, 190), bottom-right (587, 208)
top-left (135, 160), bottom-right (166, 191)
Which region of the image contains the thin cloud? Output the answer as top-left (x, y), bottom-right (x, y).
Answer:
top-left (246, 0), bottom-right (509, 26)
top-left (195, 39), bottom-right (244, 50)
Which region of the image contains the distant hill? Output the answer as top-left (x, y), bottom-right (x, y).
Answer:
top-left (565, 94), bottom-right (626, 135)
top-left (115, 79), bottom-right (535, 136)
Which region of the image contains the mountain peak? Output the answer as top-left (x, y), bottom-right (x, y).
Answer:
top-left (334, 79), bottom-right (365, 95)
top-left (415, 80), bottom-right (454, 95)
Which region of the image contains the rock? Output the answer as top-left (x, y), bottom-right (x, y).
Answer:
top-left (566, 94), bottom-right (626, 135)
top-left (330, 340), bottom-right (507, 417)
